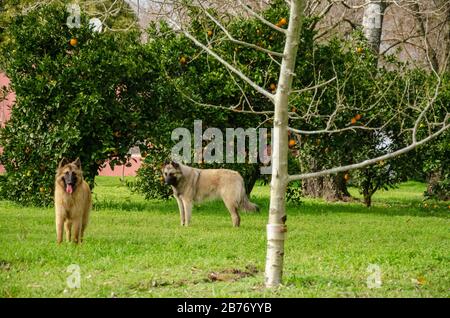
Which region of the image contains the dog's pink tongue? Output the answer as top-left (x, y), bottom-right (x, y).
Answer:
top-left (66, 184), bottom-right (73, 194)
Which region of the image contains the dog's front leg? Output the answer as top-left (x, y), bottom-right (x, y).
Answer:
top-left (55, 209), bottom-right (65, 244)
top-left (64, 220), bottom-right (72, 242)
top-left (183, 200), bottom-right (193, 226)
top-left (175, 196), bottom-right (185, 226)
top-left (72, 218), bottom-right (82, 244)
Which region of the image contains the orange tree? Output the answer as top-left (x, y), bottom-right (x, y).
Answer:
top-left (422, 132), bottom-right (450, 201)
top-left (419, 73), bottom-right (450, 201)
top-left (132, 1), bottom-right (436, 204)
top-left (129, 19), bottom-right (270, 199)
top-left (0, 3), bottom-right (160, 205)
top-left (129, 3), bottom-right (288, 200)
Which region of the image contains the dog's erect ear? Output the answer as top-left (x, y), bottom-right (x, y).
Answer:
top-left (73, 157), bottom-right (81, 169)
top-left (171, 161), bottom-right (180, 168)
top-left (58, 157), bottom-right (69, 168)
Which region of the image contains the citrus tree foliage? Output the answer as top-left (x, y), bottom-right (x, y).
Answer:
top-left (0, 0), bottom-right (137, 65)
top-left (131, 0), bottom-right (440, 203)
top-left (130, 1), bottom-right (308, 201)
top-left (420, 75), bottom-right (450, 201)
top-left (422, 133), bottom-right (450, 201)
top-left (290, 29), bottom-right (447, 204)
top-left (355, 69), bottom-right (450, 206)
top-left (0, 3), bottom-right (158, 205)
top-left (128, 12), bottom-right (278, 200)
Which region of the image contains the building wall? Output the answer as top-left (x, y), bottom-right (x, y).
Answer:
top-left (0, 73), bottom-right (14, 173)
top-left (98, 156), bottom-right (143, 177)
top-left (0, 73), bottom-right (13, 127)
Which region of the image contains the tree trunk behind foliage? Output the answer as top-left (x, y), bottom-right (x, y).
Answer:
top-left (412, 2), bottom-right (440, 72)
top-left (360, 1), bottom-right (387, 207)
top-left (362, 1), bottom-right (387, 53)
top-left (301, 159), bottom-right (322, 197)
top-left (265, 0), bottom-right (304, 288)
top-left (245, 166), bottom-right (260, 195)
top-left (363, 191), bottom-right (372, 207)
top-left (302, 172), bottom-right (351, 201)
top-left (302, 175), bottom-right (323, 197)
top-left (303, 1), bottom-right (389, 203)
top-left (85, 163), bottom-right (99, 191)
top-left (426, 170), bottom-right (450, 200)
top-left (322, 174), bottom-right (351, 201)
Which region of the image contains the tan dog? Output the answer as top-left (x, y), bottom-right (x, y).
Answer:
top-left (54, 158), bottom-right (92, 244)
top-left (162, 161), bottom-right (259, 227)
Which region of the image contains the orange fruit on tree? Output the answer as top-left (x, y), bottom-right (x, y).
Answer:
top-left (351, 117), bottom-right (357, 124)
top-left (207, 30), bottom-right (213, 37)
top-left (356, 47), bottom-right (363, 54)
top-left (288, 139), bottom-right (296, 148)
top-left (355, 114), bottom-right (362, 120)
top-left (279, 18), bottom-right (287, 26)
top-left (69, 38), bottom-right (78, 46)
top-left (270, 83), bottom-right (277, 91)
top-left (39, 187), bottom-right (45, 193)
top-left (344, 173), bottom-right (350, 181)
top-left (179, 56), bottom-right (187, 65)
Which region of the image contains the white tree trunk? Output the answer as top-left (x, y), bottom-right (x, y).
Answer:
top-left (362, 1), bottom-right (386, 53)
top-left (265, 0), bottom-right (305, 288)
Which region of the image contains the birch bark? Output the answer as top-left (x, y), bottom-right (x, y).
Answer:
top-left (265, 0), bottom-right (305, 288)
top-left (362, 1), bottom-right (386, 54)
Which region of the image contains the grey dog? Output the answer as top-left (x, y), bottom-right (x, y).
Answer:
top-left (162, 161), bottom-right (259, 227)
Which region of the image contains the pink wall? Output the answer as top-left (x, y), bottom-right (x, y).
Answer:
top-left (98, 157), bottom-right (143, 177)
top-left (0, 73), bottom-right (14, 127)
top-left (0, 73), bottom-right (14, 173)
top-left (0, 72), bottom-right (142, 176)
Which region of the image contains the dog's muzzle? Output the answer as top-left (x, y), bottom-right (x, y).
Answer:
top-left (63, 173), bottom-right (77, 194)
top-left (164, 176), bottom-right (177, 186)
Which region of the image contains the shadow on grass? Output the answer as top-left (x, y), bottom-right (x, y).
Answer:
top-left (93, 194), bottom-right (448, 219)
top-left (93, 199), bottom-right (175, 212)
top-left (286, 199), bottom-right (449, 218)
top-left (285, 274), bottom-right (356, 289)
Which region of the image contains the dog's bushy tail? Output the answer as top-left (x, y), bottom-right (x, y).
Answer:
top-left (240, 195), bottom-right (260, 212)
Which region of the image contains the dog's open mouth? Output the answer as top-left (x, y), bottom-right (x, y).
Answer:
top-left (66, 184), bottom-right (73, 194)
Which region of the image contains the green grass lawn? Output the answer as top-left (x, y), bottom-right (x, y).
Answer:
top-left (0, 177), bottom-right (448, 298)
